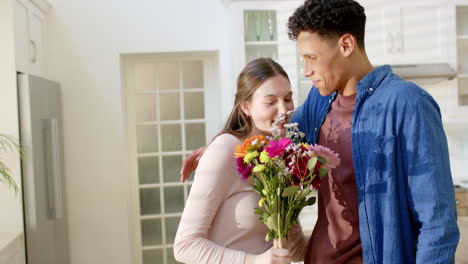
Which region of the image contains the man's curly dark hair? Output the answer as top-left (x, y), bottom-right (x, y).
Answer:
top-left (287, 0), bottom-right (366, 49)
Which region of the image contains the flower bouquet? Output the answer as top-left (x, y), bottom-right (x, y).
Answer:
top-left (234, 118), bottom-right (340, 248)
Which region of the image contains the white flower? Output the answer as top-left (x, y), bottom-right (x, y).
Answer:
top-left (273, 113), bottom-right (286, 126)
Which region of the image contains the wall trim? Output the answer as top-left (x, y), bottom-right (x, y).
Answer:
top-left (30, 0), bottom-right (52, 13)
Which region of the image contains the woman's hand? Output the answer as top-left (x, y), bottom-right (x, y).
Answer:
top-left (245, 247), bottom-right (292, 264)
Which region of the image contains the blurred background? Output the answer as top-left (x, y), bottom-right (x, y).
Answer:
top-left (1, 0), bottom-right (467, 263)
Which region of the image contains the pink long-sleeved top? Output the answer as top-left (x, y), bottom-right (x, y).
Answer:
top-left (174, 133), bottom-right (307, 264)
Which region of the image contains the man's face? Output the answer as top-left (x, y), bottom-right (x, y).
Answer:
top-left (297, 31), bottom-right (345, 96)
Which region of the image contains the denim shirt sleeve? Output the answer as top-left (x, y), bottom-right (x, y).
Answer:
top-left (400, 94), bottom-right (459, 263)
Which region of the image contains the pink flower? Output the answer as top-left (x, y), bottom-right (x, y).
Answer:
top-left (308, 144), bottom-right (340, 169)
top-left (236, 157), bottom-right (253, 181)
top-left (265, 138), bottom-right (292, 158)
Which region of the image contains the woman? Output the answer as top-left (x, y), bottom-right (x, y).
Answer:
top-left (174, 58), bottom-right (308, 264)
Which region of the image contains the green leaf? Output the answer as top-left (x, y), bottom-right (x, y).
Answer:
top-left (255, 208), bottom-right (265, 215)
top-left (317, 156), bottom-right (327, 165)
top-left (307, 156), bottom-right (318, 170)
top-left (0, 134), bottom-right (22, 155)
top-left (302, 178), bottom-right (312, 186)
top-left (318, 168), bottom-right (329, 179)
top-left (253, 177), bottom-right (264, 193)
top-left (0, 134), bottom-right (22, 195)
top-left (265, 230), bottom-right (275, 241)
top-left (302, 188), bottom-right (312, 197)
top-left (0, 161), bottom-right (19, 195)
top-left (282, 185), bottom-right (299, 197)
top-left (306, 197), bottom-right (317, 206)
top-left (266, 214), bottom-right (278, 230)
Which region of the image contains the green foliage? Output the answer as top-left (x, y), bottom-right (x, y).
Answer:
top-left (318, 168), bottom-right (329, 179)
top-left (282, 185), bottom-right (299, 197)
top-left (0, 134), bottom-right (21, 194)
top-left (307, 156), bottom-right (318, 170)
top-left (253, 167), bottom-right (318, 241)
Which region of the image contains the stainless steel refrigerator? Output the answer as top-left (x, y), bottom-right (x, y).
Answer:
top-left (17, 73), bottom-right (69, 264)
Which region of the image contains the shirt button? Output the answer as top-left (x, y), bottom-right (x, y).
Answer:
top-left (315, 128), bottom-right (317, 131)
top-left (369, 87), bottom-right (374, 92)
top-left (328, 99), bottom-right (332, 103)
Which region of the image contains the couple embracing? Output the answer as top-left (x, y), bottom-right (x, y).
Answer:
top-left (173, 0), bottom-right (460, 263)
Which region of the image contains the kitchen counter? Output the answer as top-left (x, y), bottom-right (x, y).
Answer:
top-left (0, 231), bottom-right (25, 264)
top-left (0, 232), bottom-right (21, 250)
top-left (456, 216), bottom-right (468, 263)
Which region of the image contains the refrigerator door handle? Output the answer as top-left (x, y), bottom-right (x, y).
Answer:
top-left (43, 118), bottom-right (63, 220)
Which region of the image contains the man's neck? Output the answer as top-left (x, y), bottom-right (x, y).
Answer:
top-left (339, 56), bottom-right (374, 96)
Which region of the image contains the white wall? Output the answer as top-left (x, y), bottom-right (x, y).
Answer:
top-left (45, 1), bottom-right (231, 263)
top-left (0, 0), bottom-right (24, 233)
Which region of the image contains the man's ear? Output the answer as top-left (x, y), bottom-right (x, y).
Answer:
top-left (339, 34), bottom-right (355, 57)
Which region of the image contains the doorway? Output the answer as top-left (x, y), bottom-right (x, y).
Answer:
top-left (122, 51), bottom-right (220, 264)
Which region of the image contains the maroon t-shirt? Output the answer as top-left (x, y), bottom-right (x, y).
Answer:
top-left (305, 92), bottom-right (363, 264)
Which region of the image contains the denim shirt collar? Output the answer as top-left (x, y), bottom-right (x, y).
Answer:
top-left (328, 65), bottom-right (392, 102)
top-left (356, 65), bottom-right (392, 96)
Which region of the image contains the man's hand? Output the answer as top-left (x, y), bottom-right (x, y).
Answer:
top-left (180, 146), bottom-right (207, 182)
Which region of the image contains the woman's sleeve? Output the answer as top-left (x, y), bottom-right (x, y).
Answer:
top-left (174, 134), bottom-right (247, 264)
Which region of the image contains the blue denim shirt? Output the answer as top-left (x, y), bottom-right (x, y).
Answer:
top-left (291, 65), bottom-right (459, 263)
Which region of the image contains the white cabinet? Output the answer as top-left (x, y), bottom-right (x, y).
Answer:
top-left (228, 1), bottom-right (303, 104)
top-left (364, 2), bottom-right (450, 66)
top-left (13, 0), bottom-right (48, 76)
top-left (0, 232), bottom-right (25, 264)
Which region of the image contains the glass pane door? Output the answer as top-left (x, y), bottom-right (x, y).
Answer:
top-left (129, 58), bottom-right (207, 264)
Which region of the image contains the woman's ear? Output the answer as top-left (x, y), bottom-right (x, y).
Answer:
top-left (339, 34), bottom-right (355, 57)
top-left (240, 102), bottom-right (250, 117)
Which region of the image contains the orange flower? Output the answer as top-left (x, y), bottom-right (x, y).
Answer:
top-left (234, 135), bottom-right (268, 158)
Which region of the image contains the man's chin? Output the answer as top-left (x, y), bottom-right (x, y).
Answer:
top-left (317, 88), bottom-right (334, 97)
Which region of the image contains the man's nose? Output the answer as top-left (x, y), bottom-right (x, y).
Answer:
top-left (304, 64), bottom-right (314, 77)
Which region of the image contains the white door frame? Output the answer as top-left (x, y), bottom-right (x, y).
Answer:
top-left (121, 51), bottom-right (221, 264)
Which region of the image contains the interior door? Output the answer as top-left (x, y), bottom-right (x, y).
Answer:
top-left (124, 52), bottom-right (221, 264)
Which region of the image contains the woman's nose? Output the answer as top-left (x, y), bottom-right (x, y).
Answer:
top-left (278, 101), bottom-right (288, 114)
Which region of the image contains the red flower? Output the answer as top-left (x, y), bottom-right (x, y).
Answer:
top-left (236, 157), bottom-right (253, 181)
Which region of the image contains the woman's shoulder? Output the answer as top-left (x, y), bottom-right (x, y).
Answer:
top-left (209, 133), bottom-right (242, 150)
top-left (199, 133), bottom-right (241, 163)
top-left (196, 133), bottom-right (241, 182)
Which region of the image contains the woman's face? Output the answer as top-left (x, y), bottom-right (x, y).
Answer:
top-left (242, 75), bottom-right (294, 137)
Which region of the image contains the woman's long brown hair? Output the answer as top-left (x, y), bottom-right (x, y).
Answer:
top-left (217, 58), bottom-right (290, 139)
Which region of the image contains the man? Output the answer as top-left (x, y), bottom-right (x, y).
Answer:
top-left (286, 0), bottom-right (459, 263)
top-left (181, 0), bottom-right (460, 263)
